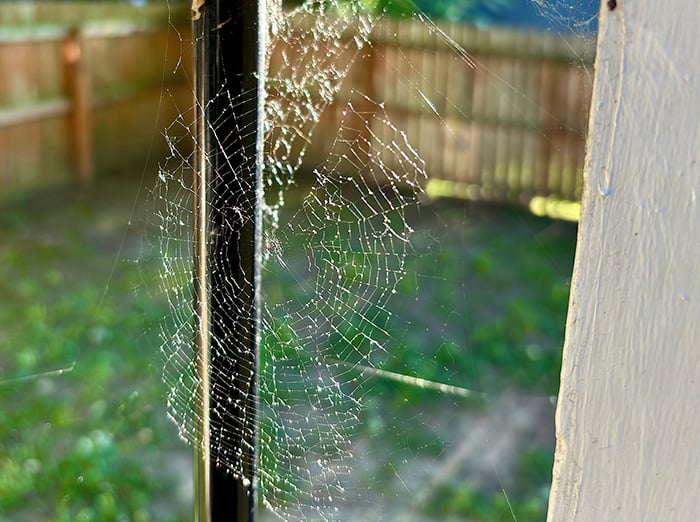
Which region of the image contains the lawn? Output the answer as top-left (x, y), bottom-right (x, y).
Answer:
top-left (257, 183), bottom-right (576, 520)
top-left (0, 177), bottom-right (191, 521)
top-left (0, 173), bottom-right (576, 521)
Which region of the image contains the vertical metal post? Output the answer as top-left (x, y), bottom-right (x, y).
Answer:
top-left (193, 1), bottom-right (265, 521)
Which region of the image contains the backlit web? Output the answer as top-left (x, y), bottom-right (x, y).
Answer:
top-left (155, 0), bottom-right (596, 519)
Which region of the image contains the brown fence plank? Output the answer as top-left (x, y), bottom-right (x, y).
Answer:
top-left (1, 9), bottom-right (593, 210)
top-left (0, 2), bottom-right (189, 198)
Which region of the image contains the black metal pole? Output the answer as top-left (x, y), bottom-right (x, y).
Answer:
top-left (193, 1), bottom-right (264, 521)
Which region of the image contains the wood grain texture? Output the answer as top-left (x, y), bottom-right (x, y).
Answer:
top-left (547, 1), bottom-right (700, 520)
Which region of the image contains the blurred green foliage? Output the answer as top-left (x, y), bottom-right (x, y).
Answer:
top-left (0, 178), bottom-right (575, 520)
top-left (282, 0), bottom-right (514, 23)
top-left (261, 191), bottom-right (576, 519)
top-left (0, 183), bottom-right (189, 521)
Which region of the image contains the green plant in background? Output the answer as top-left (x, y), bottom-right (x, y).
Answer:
top-left (422, 446), bottom-right (553, 521)
top-left (283, 0), bottom-right (514, 23)
top-left (259, 189), bottom-right (574, 519)
top-left (0, 182), bottom-right (190, 521)
top-left (0, 177), bottom-right (575, 520)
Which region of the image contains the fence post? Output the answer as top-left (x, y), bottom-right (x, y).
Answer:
top-left (63, 28), bottom-right (93, 184)
top-left (192, 1), bottom-right (265, 521)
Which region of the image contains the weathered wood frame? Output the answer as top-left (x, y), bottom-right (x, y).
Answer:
top-left (548, 1), bottom-right (700, 519)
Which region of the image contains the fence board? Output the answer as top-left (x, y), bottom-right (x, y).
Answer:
top-left (0, 8), bottom-right (593, 211)
top-left (0, 2), bottom-right (190, 198)
top-left (296, 17), bottom-right (595, 208)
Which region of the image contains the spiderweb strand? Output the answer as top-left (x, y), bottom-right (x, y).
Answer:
top-left (155, 0), bottom-right (593, 519)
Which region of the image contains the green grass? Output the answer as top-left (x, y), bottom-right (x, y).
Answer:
top-left (0, 180), bottom-right (190, 521)
top-left (259, 192), bottom-right (576, 519)
top-left (264, 195), bottom-right (575, 398)
top-left (1, 178), bottom-right (576, 521)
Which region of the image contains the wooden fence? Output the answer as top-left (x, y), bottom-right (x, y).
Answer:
top-left (300, 17), bottom-right (595, 206)
top-left (0, 3), bottom-right (190, 198)
top-left (1, 5), bottom-right (594, 210)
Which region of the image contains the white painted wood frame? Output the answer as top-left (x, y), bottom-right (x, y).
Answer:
top-left (547, 0), bottom-right (700, 520)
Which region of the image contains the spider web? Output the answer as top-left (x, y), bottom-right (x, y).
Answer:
top-left (155, 0), bottom-right (595, 519)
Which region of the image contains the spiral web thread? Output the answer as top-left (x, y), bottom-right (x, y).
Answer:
top-left (155, 1), bottom-right (596, 519)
